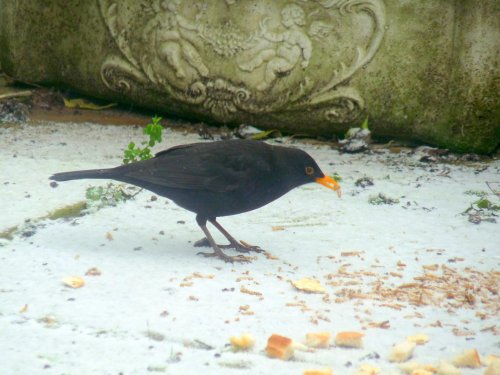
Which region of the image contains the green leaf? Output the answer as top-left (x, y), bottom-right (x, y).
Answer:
top-left (122, 116), bottom-right (164, 164)
top-left (476, 198), bottom-right (491, 209)
top-left (250, 129), bottom-right (282, 140)
top-left (63, 98), bottom-right (117, 110)
top-left (360, 117), bottom-right (369, 130)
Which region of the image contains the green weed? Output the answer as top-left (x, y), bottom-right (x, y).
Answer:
top-left (123, 115), bottom-right (164, 164)
top-left (85, 183), bottom-right (135, 209)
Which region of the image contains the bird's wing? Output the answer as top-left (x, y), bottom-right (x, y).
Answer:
top-left (120, 142), bottom-right (270, 193)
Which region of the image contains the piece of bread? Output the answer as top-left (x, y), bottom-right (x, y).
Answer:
top-left (303, 369), bottom-right (333, 375)
top-left (451, 348), bottom-right (481, 368)
top-left (437, 361), bottom-right (461, 375)
top-left (229, 333), bottom-right (255, 350)
top-left (389, 341), bottom-right (417, 363)
top-left (306, 332), bottom-right (331, 348)
top-left (266, 334), bottom-right (294, 360)
top-left (62, 276), bottom-right (85, 288)
top-left (399, 361), bottom-right (437, 375)
top-left (292, 278), bottom-right (326, 293)
top-left (352, 364), bottom-right (381, 375)
top-left (411, 370), bottom-right (433, 375)
top-left (406, 333), bottom-right (430, 345)
top-left (335, 331), bottom-right (364, 348)
top-left (484, 356), bottom-right (500, 375)
top-left (484, 354), bottom-right (500, 366)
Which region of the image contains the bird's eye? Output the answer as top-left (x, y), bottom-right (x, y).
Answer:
top-left (305, 166), bottom-right (314, 176)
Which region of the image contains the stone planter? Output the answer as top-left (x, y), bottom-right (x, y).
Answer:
top-left (0, 0), bottom-right (498, 153)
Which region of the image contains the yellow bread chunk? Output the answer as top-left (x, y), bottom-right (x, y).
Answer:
top-left (306, 332), bottom-right (331, 348)
top-left (303, 369), bottom-right (333, 375)
top-left (62, 276), bottom-right (85, 288)
top-left (451, 349), bottom-right (481, 368)
top-left (229, 333), bottom-right (255, 351)
top-left (266, 334), bottom-right (294, 360)
top-left (406, 333), bottom-right (430, 345)
top-left (411, 370), bottom-right (433, 375)
top-left (335, 331), bottom-right (364, 348)
top-left (484, 356), bottom-right (500, 375)
top-left (389, 341), bottom-right (417, 363)
top-left (437, 361), bottom-right (461, 375)
top-left (352, 364), bottom-right (381, 375)
top-left (292, 278), bottom-right (326, 293)
top-left (399, 361), bottom-right (437, 375)
top-left (484, 355), bottom-right (500, 367)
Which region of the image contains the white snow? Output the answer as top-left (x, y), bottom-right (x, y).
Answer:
top-left (0, 121), bottom-right (498, 375)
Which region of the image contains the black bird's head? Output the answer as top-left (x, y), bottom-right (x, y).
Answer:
top-left (273, 145), bottom-right (342, 196)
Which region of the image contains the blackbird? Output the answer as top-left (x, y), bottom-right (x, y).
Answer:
top-left (50, 139), bottom-right (341, 262)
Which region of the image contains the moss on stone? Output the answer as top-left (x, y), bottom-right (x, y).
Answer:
top-left (47, 201), bottom-right (87, 221)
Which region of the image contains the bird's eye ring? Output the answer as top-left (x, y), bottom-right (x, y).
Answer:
top-left (305, 166), bottom-right (314, 176)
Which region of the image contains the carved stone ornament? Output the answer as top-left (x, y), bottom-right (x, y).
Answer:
top-left (99, 0), bottom-right (385, 124)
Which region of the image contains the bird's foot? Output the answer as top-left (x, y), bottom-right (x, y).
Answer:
top-left (196, 250), bottom-right (252, 263)
top-left (220, 240), bottom-right (265, 254)
top-left (194, 238), bottom-right (264, 254)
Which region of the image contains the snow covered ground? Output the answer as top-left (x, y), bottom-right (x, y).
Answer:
top-left (0, 121), bottom-right (498, 374)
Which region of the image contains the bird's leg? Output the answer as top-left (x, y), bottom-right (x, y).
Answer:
top-left (208, 218), bottom-right (265, 254)
top-left (195, 215), bottom-right (251, 263)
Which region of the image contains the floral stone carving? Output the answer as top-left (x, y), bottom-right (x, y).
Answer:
top-left (98, 0), bottom-right (385, 125)
top-left (2, 0), bottom-right (498, 153)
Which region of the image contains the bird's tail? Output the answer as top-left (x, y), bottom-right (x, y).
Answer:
top-left (50, 168), bottom-right (117, 182)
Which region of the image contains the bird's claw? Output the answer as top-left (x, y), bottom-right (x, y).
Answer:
top-left (194, 238), bottom-right (265, 254)
top-left (233, 240), bottom-right (265, 254)
top-left (219, 242), bottom-right (264, 254)
top-left (196, 251), bottom-right (252, 263)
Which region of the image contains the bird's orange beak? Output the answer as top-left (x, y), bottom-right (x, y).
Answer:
top-left (316, 175), bottom-right (342, 197)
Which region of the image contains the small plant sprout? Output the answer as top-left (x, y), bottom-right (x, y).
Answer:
top-left (123, 115), bottom-right (164, 164)
top-left (85, 183), bottom-right (135, 210)
top-left (360, 117), bottom-right (369, 130)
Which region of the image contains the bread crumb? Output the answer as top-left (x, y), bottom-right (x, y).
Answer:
top-left (229, 333), bottom-right (255, 351)
top-left (484, 356), bottom-right (500, 375)
top-left (437, 361), bottom-right (461, 375)
top-left (292, 278), bottom-right (326, 293)
top-left (62, 276), bottom-right (85, 289)
top-left (352, 364), bottom-right (381, 375)
top-left (266, 334), bottom-right (294, 360)
top-left (484, 354), bottom-right (500, 367)
top-left (451, 348), bottom-right (481, 368)
top-left (406, 333), bottom-right (429, 345)
top-left (335, 331), bottom-right (364, 348)
top-left (389, 341), bottom-right (416, 363)
top-left (411, 370), bottom-right (433, 375)
top-left (85, 267), bottom-right (102, 276)
top-left (399, 362), bottom-right (436, 375)
top-left (306, 332), bottom-right (331, 348)
top-left (240, 285), bottom-right (262, 297)
top-left (303, 369), bottom-right (333, 375)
